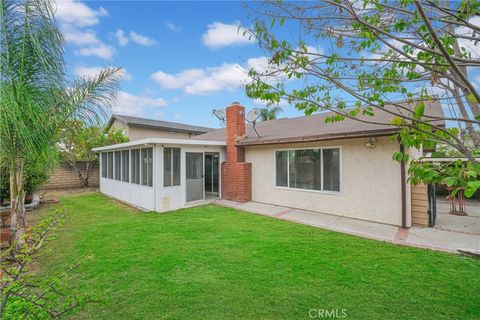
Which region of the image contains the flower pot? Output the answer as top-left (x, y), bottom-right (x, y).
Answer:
top-left (25, 194), bottom-right (33, 204)
top-left (1, 228), bottom-right (10, 246)
top-left (1, 211), bottom-right (10, 227)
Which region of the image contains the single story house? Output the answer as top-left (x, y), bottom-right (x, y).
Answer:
top-left (106, 114), bottom-right (214, 140)
top-left (93, 101), bottom-right (444, 228)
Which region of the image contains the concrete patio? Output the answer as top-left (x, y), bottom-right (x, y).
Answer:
top-left (215, 199), bottom-right (480, 254)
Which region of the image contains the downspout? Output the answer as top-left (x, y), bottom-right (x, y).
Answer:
top-left (400, 144), bottom-right (407, 229)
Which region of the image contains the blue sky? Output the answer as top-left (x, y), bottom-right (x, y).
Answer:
top-left (55, 1), bottom-right (480, 130)
top-left (56, 0), bottom-right (305, 128)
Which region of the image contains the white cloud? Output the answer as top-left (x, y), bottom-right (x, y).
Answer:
top-left (75, 44), bottom-right (115, 60)
top-left (253, 98), bottom-right (288, 108)
top-left (185, 63), bottom-right (248, 94)
top-left (129, 31), bottom-right (157, 46)
top-left (202, 22), bottom-right (254, 49)
top-left (456, 16), bottom-right (480, 58)
top-left (54, 0), bottom-right (107, 27)
top-left (246, 56), bottom-right (289, 83)
top-left (115, 29), bottom-right (129, 46)
top-left (150, 55), bottom-right (287, 95)
top-left (57, 1), bottom-right (113, 60)
top-left (165, 21), bottom-right (182, 32)
top-left (151, 63), bottom-right (249, 95)
top-left (304, 45), bottom-right (324, 56)
top-left (474, 75), bottom-right (480, 90)
top-left (74, 66), bottom-right (132, 81)
top-left (151, 69), bottom-right (206, 89)
top-left (113, 91), bottom-right (167, 117)
top-left (62, 27), bottom-right (100, 46)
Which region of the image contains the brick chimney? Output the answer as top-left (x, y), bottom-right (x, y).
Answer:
top-left (221, 102), bottom-right (252, 202)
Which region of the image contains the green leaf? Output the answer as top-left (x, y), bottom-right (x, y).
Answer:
top-left (414, 103), bottom-right (425, 118)
top-left (466, 93), bottom-right (478, 103)
top-left (465, 181), bottom-right (480, 198)
top-left (441, 177), bottom-right (456, 187)
top-left (390, 116), bottom-right (404, 126)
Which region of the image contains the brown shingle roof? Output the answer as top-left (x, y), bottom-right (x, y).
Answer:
top-left (193, 100), bottom-right (445, 145)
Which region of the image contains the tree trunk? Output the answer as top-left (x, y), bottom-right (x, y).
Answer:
top-left (9, 158), bottom-right (26, 246)
top-left (84, 161), bottom-right (94, 187)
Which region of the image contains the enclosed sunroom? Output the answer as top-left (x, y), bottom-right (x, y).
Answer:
top-left (93, 138), bottom-right (226, 211)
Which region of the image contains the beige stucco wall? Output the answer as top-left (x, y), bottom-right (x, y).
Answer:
top-left (110, 119), bottom-right (196, 141)
top-left (245, 136), bottom-right (412, 227)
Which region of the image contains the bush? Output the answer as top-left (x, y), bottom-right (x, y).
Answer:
top-left (0, 153), bottom-right (58, 204)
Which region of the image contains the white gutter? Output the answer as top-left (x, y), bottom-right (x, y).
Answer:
top-left (420, 157), bottom-right (480, 162)
top-left (92, 137), bottom-right (226, 152)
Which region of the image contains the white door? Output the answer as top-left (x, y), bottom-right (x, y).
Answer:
top-left (186, 152), bottom-right (204, 202)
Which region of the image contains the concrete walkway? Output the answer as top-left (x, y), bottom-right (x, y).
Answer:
top-left (215, 199), bottom-right (480, 254)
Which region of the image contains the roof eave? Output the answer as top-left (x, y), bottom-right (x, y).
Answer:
top-left (237, 129), bottom-right (400, 146)
top-left (92, 137), bottom-right (226, 152)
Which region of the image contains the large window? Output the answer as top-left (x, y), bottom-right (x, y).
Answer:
top-left (101, 153), bottom-right (107, 178)
top-left (164, 148), bottom-right (181, 187)
top-left (131, 149), bottom-right (140, 184)
top-left (141, 148), bottom-right (153, 187)
top-left (107, 152), bottom-right (113, 179)
top-left (114, 151), bottom-right (121, 181)
top-left (275, 148), bottom-right (341, 192)
top-left (121, 150), bottom-right (129, 182)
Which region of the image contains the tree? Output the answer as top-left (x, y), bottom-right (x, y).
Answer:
top-left (0, 0), bottom-right (122, 244)
top-left (245, 0), bottom-right (480, 196)
top-left (260, 106), bottom-right (283, 120)
top-left (60, 122), bottom-right (128, 187)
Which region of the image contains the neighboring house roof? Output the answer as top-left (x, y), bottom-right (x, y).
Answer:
top-left (107, 114), bottom-right (214, 135)
top-left (193, 100), bottom-right (445, 145)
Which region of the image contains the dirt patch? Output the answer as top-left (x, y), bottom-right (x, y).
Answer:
top-left (38, 187), bottom-right (97, 204)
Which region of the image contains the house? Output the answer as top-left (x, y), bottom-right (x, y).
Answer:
top-left (106, 114), bottom-right (214, 140)
top-left (93, 101), bottom-right (444, 228)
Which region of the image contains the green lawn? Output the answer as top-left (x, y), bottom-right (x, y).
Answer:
top-left (31, 192), bottom-right (479, 319)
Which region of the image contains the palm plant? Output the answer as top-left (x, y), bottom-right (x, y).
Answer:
top-left (0, 0), bottom-right (122, 244)
top-left (260, 106), bottom-right (283, 121)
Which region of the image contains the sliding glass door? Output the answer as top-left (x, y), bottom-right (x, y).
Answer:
top-left (204, 153), bottom-right (219, 194)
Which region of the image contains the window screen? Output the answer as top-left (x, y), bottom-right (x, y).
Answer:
top-left (275, 151), bottom-right (288, 187)
top-left (288, 149), bottom-right (321, 191)
top-left (101, 153), bottom-right (107, 178)
top-left (164, 147), bottom-right (181, 187)
top-left (141, 148), bottom-right (153, 187)
top-left (121, 150), bottom-right (129, 182)
top-left (131, 149), bottom-right (140, 184)
top-left (323, 148), bottom-right (340, 192)
top-left (114, 151), bottom-right (121, 181)
top-left (107, 152), bottom-right (113, 179)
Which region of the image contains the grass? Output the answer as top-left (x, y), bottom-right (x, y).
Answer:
top-left (31, 192), bottom-right (479, 319)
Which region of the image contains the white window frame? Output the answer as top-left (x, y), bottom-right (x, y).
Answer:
top-left (163, 147), bottom-right (181, 187)
top-left (141, 147), bottom-right (154, 188)
top-left (114, 151), bottom-right (122, 181)
top-left (131, 149), bottom-right (141, 185)
top-left (101, 152), bottom-right (107, 178)
top-left (273, 146), bottom-right (343, 195)
top-left (121, 150), bottom-right (129, 183)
